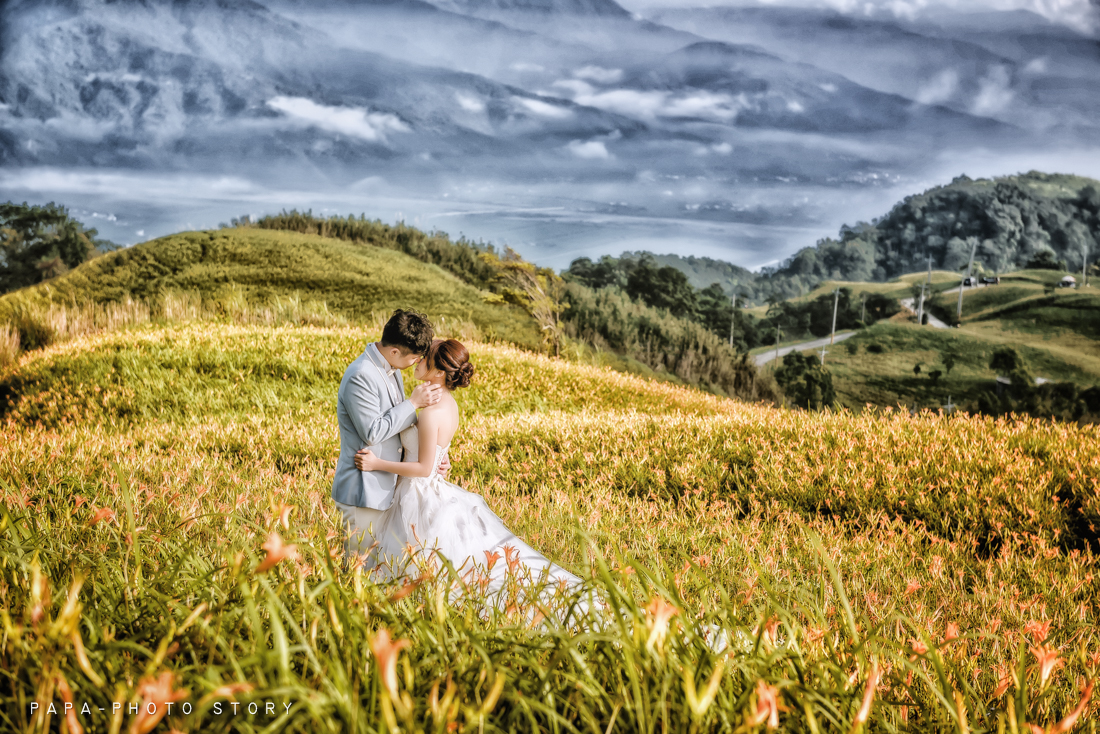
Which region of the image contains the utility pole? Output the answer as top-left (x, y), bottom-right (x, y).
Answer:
top-left (957, 238), bottom-right (978, 321)
top-left (917, 255), bottom-right (932, 325)
top-left (729, 295), bottom-right (736, 348)
top-left (774, 325), bottom-right (781, 366)
top-left (1084, 243), bottom-right (1089, 288)
top-left (818, 345), bottom-right (828, 365)
top-left (943, 395), bottom-right (956, 415)
top-left (860, 293), bottom-right (867, 324)
top-left (830, 287), bottom-right (840, 344)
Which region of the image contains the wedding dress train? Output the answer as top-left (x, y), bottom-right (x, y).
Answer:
top-left (363, 426), bottom-right (587, 619)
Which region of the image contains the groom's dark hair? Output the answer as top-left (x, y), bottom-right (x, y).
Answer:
top-left (379, 309), bottom-right (434, 354)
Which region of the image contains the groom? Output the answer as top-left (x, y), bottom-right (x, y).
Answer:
top-left (332, 308), bottom-right (447, 559)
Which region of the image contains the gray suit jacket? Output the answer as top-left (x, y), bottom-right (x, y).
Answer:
top-left (331, 343), bottom-right (418, 509)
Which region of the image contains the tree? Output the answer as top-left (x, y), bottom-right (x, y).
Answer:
top-left (989, 346), bottom-right (1024, 374)
top-left (1026, 250), bottom-right (1066, 271)
top-left (929, 369), bottom-right (943, 385)
top-left (696, 283), bottom-right (734, 341)
top-left (563, 255), bottom-right (624, 289)
top-left (482, 247), bottom-right (568, 357)
top-left (942, 349), bottom-right (958, 375)
top-left (775, 352), bottom-right (836, 410)
top-left (989, 346), bottom-right (1033, 390)
top-left (1, 201), bottom-right (116, 294)
top-left (624, 255), bottom-right (698, 319)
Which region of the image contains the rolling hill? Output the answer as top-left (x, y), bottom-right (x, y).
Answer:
top-left (0, 227), bottom-right (544, 348)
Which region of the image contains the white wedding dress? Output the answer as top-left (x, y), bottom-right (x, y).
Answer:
top-left (363, 426), bottom-right (587, 617)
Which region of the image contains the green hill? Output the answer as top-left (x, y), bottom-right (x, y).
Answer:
top-left (606, 171), bottom-right (1100, 305)
top-left (0, 228), bottom-right (542, 347)
top-left (0, 219), bottom-right (774, 403)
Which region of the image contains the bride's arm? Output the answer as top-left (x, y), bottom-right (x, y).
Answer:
top-left (355, 412), bottom-right (440, 478)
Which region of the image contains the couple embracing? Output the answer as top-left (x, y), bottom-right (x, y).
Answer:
top-left (330, 309), bottom-right (581, 600)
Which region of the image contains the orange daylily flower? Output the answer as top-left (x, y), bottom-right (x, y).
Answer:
top-left (277, 503), bottom-right (296, 530)
top-left (851, 664), bottom-right (881, 730)
top-left (255, 531), bottom-right (298, 574)
top-left (503, 546), bottom-right (521, 573)
top-left (644, 597), bottom-right (679, 653)
top-left (1024, 619), bottom-right (1052, 645)
top-left (370, 628), bottom-right (412, 699)
top-left (993, 665), bottom-right (1013, 698)
top-left (484, 550), bottom-right (502, 571)
top-left (909, 638), bottom-right (929, 656)
top-left (943, 622), bottom-right (960, 642)
top-left (747, 679), bottom-right (780, 729)
top-left (904, 580), bottom-right (921, 595)
top-left (88, 507), bottom-right (115, 526)
top-left (1031, 645), bottom-right (1062, 687)
top-left (764, 617), bottom-right (781, 645)
top-left (130, 671), bottom-right (188, 734)
top-left (388, 576), bottom-right (425, 602)
top-left (56, 673), bottom-right (83, 734)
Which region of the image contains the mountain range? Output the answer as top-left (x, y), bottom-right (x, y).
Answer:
top-left (1, 0), bottom-right (1098, 269)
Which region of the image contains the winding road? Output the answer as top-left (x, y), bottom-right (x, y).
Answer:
top-left (754, 331), bottom-right (857, 366)
top-left (899, 298), bottom-right (951, 329)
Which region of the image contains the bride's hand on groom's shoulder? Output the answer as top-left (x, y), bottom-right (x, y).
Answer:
top-left (354, 449), bottom-right (379, 472)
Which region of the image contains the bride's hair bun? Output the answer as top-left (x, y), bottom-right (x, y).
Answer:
top-left (428, 339), bottom-right (476, 390)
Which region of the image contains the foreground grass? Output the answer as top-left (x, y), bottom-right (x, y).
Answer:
top-left (1, 322), bottom-right (1098, 732)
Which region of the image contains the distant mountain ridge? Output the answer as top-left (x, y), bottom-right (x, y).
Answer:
top-left (2, 0), bottom-right (1099, 264)
top-left (433, 0), bottom-right (630, 17)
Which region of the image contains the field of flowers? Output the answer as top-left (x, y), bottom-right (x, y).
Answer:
top-left (1, 321), bottom-right (1097, 733)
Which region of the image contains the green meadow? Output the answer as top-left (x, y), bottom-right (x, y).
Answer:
top-left (1, 317), bottom-right (1098, 733)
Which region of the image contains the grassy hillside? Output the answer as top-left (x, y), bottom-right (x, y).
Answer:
top-left (1, 321), bottom-right (1098, 732)
top-left (0, 228), bottom-right (542, 348)
top-left (812, 320), bottom-right (1100, 410)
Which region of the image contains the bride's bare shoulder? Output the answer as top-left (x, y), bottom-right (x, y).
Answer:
top-left (419, 394), bottom-right (458, 418)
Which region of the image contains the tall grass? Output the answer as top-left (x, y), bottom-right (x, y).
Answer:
top-left (1, 322), bottom-right (1097, 732)
top-left (0, 324), bottom-right (17, 370)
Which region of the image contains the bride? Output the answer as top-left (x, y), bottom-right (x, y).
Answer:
top-left (353, 338), bottom-right (585, 614)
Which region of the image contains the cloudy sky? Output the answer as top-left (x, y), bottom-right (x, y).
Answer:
top-left (3, 0), bottom-right (1099, 272)
top-left (624, 0), bottom-right (1100, 34)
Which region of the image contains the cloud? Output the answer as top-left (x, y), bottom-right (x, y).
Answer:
top-left (517, 97), bottom-right (574, 119)
top-left (574, 66), bottom-right (624, 83)
top-left (917, 69), bottom-right (960, 105)
top-left (266, 96), bottom-right (409, 142)
top-left (625, 0), bottom-right (1099, 34)
top-left (971, 66), bottom-right (1014, 115)
top-left (562, 87), bottom-right (748, 122)
top-left (566, 140), bottom-right (611, 158)
top-left (455, 93), bottom-right (486, 113)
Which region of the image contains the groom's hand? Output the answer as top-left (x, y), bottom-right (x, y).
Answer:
top-left (438, 455), bottom-right (451, 479)
top-left (410, 383), bottom-right (443, 409)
